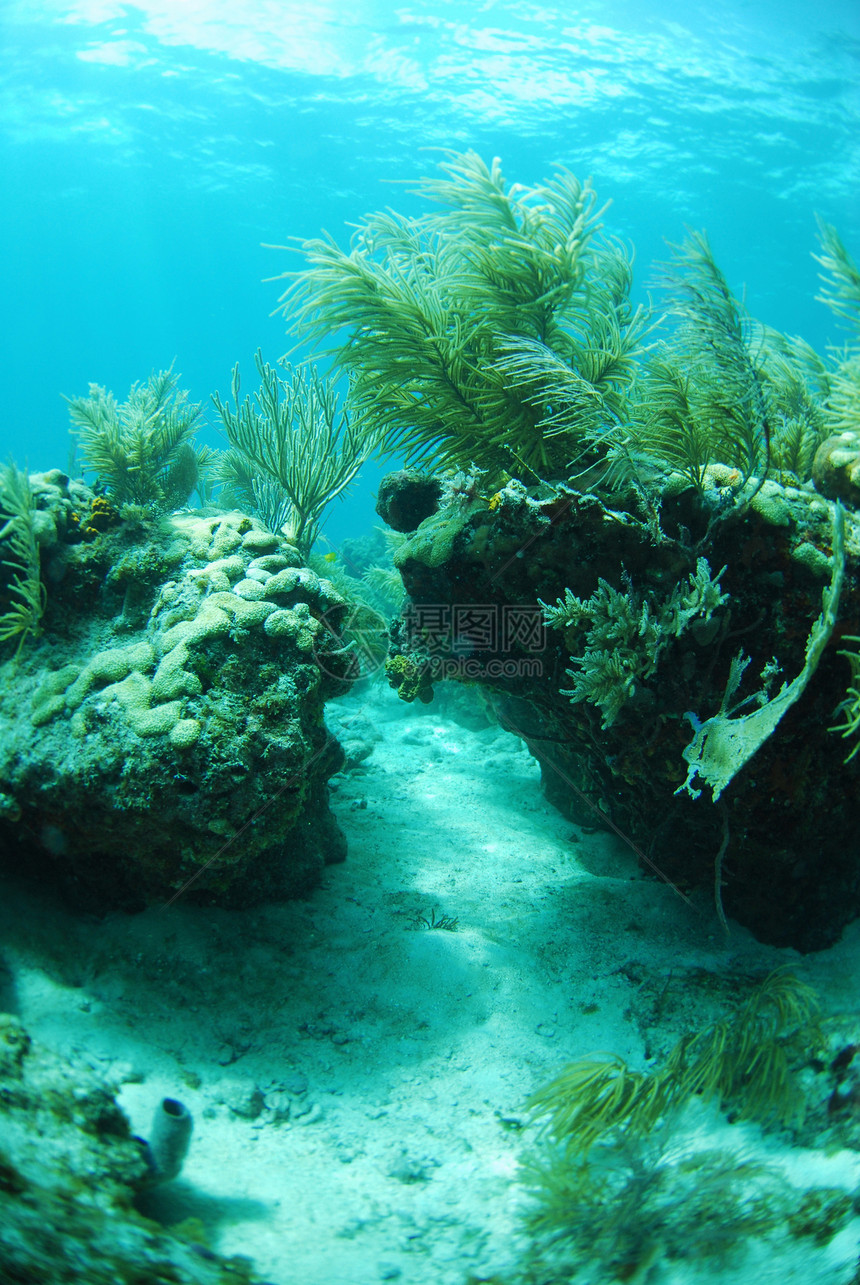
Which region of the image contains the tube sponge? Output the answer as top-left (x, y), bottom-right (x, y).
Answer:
top-left (145, 1097), bottom-right (193, 1185)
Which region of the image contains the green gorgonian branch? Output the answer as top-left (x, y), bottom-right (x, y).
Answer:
top-left (65, 366), bottom-right (205, 510)
top-left (272, 150), bottom-right (649, 484)
top-left (0, 461), bottom-right (47, 657)
top-left (627, 231), bottom-right (771, 496)
top-left (748, 327), bottom-right (831, 482)
top-left (274, 153), bottom-right (859, 531)
top-left (515, 972), bottom-right (834, 1283)
top-left (815, 216), bottom-right (860, 331)
top-left (212, 349), bottom-right (381, 558)
top-left (830, 635), bottom-right (860, 763)
top-left (527, 970), bottom-right (820, 1158)
top-left (814, 218), bottom-right (860, 437)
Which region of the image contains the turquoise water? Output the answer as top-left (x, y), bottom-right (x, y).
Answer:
top-left (1, 0), bottom-right (858, 540)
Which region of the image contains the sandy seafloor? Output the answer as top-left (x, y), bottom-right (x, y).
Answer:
top-left (1, 680), bottom-right (860, 1284)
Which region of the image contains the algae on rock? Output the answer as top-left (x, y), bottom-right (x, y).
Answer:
top-left (543, 557), bottom-right (728, 729)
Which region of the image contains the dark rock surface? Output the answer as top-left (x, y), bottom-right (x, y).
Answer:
top-left (375, 468), bottom-right (444, 532)
top-left (382, 469), bottom-right (860, 952)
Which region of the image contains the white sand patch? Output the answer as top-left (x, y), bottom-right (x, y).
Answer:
top-left (1, 681), bottom-right (858, 1283)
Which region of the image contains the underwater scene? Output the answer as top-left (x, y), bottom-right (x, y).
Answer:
top-left (2, 0), bottom-right (860, 1282)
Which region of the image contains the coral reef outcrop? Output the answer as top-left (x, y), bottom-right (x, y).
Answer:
top-left (0, 472), bottom-right (353, 910)
top-left (381, 468), bottom-right (860, 952)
